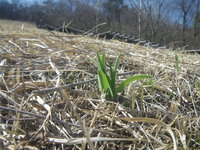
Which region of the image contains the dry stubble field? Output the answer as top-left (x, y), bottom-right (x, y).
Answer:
top-left (0, 19), bottom-right (200, 150)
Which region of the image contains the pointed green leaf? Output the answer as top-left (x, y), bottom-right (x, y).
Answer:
top-left (97, 73), bottom-right (103, 93)
top-left (175, 55), bottom-right (179, 71)
top-left (110, 55), bottom-right (120, 98)
top-left (101, 50), bottom-right (106, 71)
top-left (92, 59), bottom-right (99, 68)
top-left (109, 55), bottom-right (120, 92)
top-left (113, 55), bottom-right (120, 72)
top-left (98, 70), bottom-right (110, 93)
top-left (109, 66), bottom-right (116, 97)
top-left (96, 51), bottom-right (102, 69)
top-left (99, 68), bottom-right (115, 98)
top-left (97, 51), bottom-right (106, 73)
top-left (116, 75), bottom-right (152, 93)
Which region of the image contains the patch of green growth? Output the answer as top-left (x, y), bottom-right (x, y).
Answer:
top-left (175, 54), bottom-right (180, 71)
top-left (92, 50), bottom-right (152, 101)
top-left (62, 71), bottom-right (76, 84)
top-left (196, 81), bottom-right (200, 90)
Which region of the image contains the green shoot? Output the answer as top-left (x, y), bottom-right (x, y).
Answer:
top-left (93, 50), bottom-right (152, 101)
top-left (196, 81), bottom-right (200, 90)
top-left (175, 54), bottom-right (179, 71)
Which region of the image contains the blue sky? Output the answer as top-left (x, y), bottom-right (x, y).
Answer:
top-left (7, 0), bottom-right (41, 2)
top-left (20, 0), bottom-right (44, 4)
top-left (6, 0), bottom-right (44, 5)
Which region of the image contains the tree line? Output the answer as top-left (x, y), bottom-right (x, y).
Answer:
top-left (0, 0), bottom-right (200, 50)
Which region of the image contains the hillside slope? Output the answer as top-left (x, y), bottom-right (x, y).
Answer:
top-left (0, 20), bottom-right (199, 150)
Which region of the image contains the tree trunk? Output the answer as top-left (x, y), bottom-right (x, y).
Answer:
top-left (138, 0), bottom-right (142, 39)
top-left (182, 13), bottom-right (186, 46)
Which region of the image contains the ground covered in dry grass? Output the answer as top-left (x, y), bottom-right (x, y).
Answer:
top-left (0, 19), bottom-right (199, 150)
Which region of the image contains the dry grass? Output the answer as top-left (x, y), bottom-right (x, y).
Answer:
top-left (0, 19), bottom-right (199, 150)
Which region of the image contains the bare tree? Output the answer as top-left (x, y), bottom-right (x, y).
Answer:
top-left (127, 0), bottom-right (142, 38)
top-left (193, 0), bottom-right (200, 38)
top-left (138, 0), bottom-right (142, 39)
top-left (178, 0), bottom-right (195, 46)
top-left (103, 0), bottom-right (124, 32)
top-left (150, 0), bottom-right (165, 41)
top-left (95, 0), bottom-right (103, 32)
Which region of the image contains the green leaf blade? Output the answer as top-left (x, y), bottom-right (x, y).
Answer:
top-left (109, 55), bottom-right (120, 95)
top-left (113, 55), bottom-right (120, 72)
top-left (109, 66), bottom-right (116, 97)
top-left (98, 70), bottom-right (110, 93)
top-left (116, 75), bottom-right (152, 93)
top-left (175, 54), bottom-right (179, 71)
top-left (97, 52), bottom-right (103, 71)
top-left (97, 50), bottom-right (106, 73)
top-left (92, 59), bottom-right (99, 68)
top-left (102, 50), bottom-right (106, 71)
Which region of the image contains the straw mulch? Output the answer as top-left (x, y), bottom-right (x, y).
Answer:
top-left (0, 20), bottom-right (199, 150)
